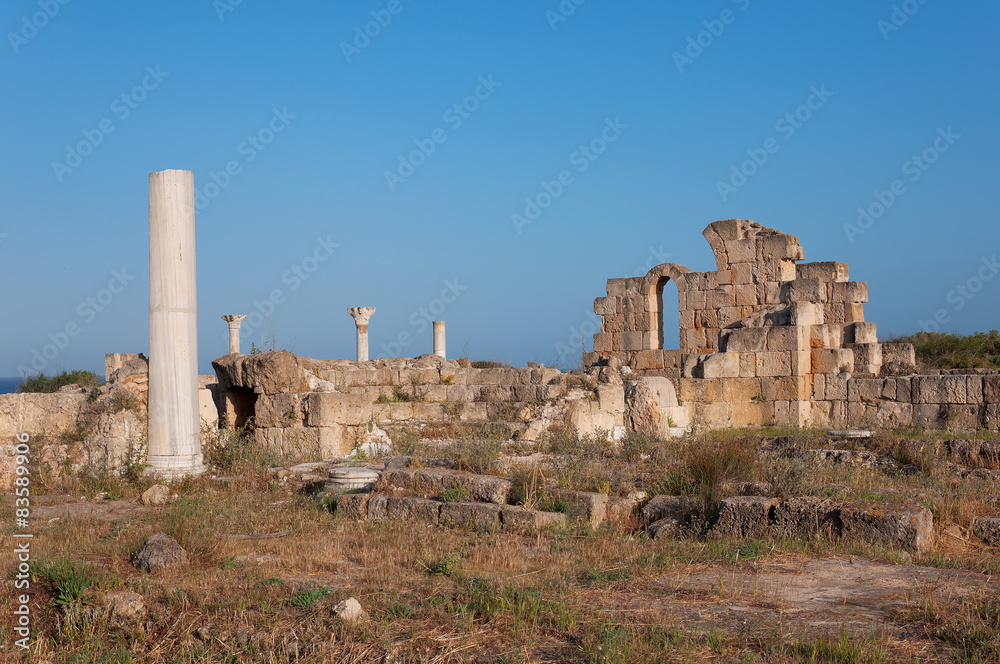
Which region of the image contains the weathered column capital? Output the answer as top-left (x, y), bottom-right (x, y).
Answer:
top-left (222, 314), bottom-right (247, 326)
top-left (348, 307), bottom-right (375, 326)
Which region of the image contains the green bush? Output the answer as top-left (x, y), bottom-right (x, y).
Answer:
top-left (889, 330), bottom-right (1000, 369)
top-left (18, 370), bottom-right (102, 393)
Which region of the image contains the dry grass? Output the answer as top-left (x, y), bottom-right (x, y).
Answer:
top-left (3, 425), bottom-right (1000, 661)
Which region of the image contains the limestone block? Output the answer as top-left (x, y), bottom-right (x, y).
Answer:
top-left (781, 278), bottom-right (825, 303)
top-left (788, 400), bottom-right (811, 427)
top-left (621, 331), bottom-right (644, 351)
top-left (764, 281), bottom-right (783, 304)
top-left (439, 501), bottom-right (501, 530)
top-left (766, 326), bottom-right (808, 352)
top-left (947, 404), bottom-right (981, 430)
top-left (825, 303), bottom-right (845, 325)
top-left (829, 400), bottom-right (847, 426)
top-left (795, 261), bottom-right (849, 283)
top-left (648, 516), bottom-right (686, 539)
top-left (501, 506), bottom-right (567, 533)
top-left (765, 259), bottom-right (797, 282)
top-left (734, 284), bottom-right (757, 307)
top-left (386, 496), bottom-right (441, 525)
top-left (255, 393), bottom-right (303, 428)
top-left (985, 376), bottom-right (1000, 404)
top-left (594, 296), bottom-right (617, 316)
top-left (307, 392), bottom-right (372, 427)
top-left (967, 376), bottom-right (984, 404)
top-left (972, 518), bottom-right (1000, 546)
top-left (895, 377), bottom-right (912, 403)
top-left (724, 377), bottom-right (762, 402)
top-left (849, 378), bottom-right (884, 403)
top-left (367, 494), bottom-right (389, 520)
top-left (698, 309), bottom-right (720, 329)
top-left (791, 350), bottom-right (811, 376)
top-left (555, 490), bottom-right (608, 528)
top-left (849, 343), bottom-right (882, 374)
top-left (640, 495), bottom-right (701, 525)
top-left (601, 315), bottom-right (625, 334)
top-left (597, 385), bottom-right (625, 413)
top-left (809, 325), bottom-right (843, 349)
top-left (679, 378), bottom-right (723, 402)
top-left (336, 493), bottom-right (369, 519)
top-left (839, 501), bottom-right (933, 552)
top-left (876, 402), bottom-right (912, 428)
top-left (808, 400), bottom-right (833, 428)
top-left (844, 303), bottom-right (865, 323)
top-left (698, 353), bottom-right (740, 379)
top-left (762, 376), bottom-right (809, 401)
top-left (709, 497), bottom-right (778, 539)
top-left (0, 392), bottom-right (87, 439)
top-left (693, 402), bottom-right (728, 427)
top-left (770, 497), bottom-right (840, 539)
top-left (756, 352), bottom-right (791, 377)
top-left (912, 403), bottom-right (947, 428)
top-left (915, 376), bottom-right (968, 404)
top-left (811, 347), bottom-right (853, 375)
top-left (592, 333), bottom-right (612, 354)
top-left (625, 377), bottom-right (680, 436)
top-left (685, 328), bottom-right (706, 350)
top-left (606, 278), bottom-right (626, 297)
top-left (831, 281), bottom-right (869, 303)
top-left (731, 262), bottom-right (754, 284)
top-left (729, 401), bottom-right (772, 427)
top-left (728, 238), bottom-right (756, 263)
top-left (790, 302), bottom-right (823, 326)
top-left (813, 374), bottom-right (826, 400)
top-left (881, 343), bottom-right (916, 371)
top-left (825, 373), bottom-right (850, 400)
top-left (739, 353), bottom-right (756, 378)
top-left (711, 288), bottom-right (736, 309)
top-left (726, 328), bottom-right (768, 353)
top-left (853, 322), bottom-right (878, 344)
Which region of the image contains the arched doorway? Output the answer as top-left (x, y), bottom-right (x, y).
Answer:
top-left (643, 263), bottom-right (690, 351)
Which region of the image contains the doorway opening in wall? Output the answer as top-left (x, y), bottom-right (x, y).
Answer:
top-left (657, 278), bottom-right (681, 349)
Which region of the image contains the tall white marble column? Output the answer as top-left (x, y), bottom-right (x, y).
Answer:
top-left (433, 321), bottom-right (446, 359)
top-left (348, 307), bottom-right (375, 362)
top-left (148, 169), bottom-right (204, 478)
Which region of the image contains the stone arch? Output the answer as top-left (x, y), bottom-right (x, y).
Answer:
top-left (642, 263), bottom-right (691, 350)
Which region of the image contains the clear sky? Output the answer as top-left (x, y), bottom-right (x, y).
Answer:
top-left (1, 0), bottom-right (997, 378)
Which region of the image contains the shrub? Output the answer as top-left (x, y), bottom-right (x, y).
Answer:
top-left (34, 559), bottom-right (99, 609)
top-left (686, 435), bottom-right (758, 516)
top-left (888, 330), bottom-right (1000, 369)
top-left (440, 488), bottom-right (468, 503)
top-left (18, 370), bottom-right (102, 393)
top-left (108, 388), bottom-right (141, 413)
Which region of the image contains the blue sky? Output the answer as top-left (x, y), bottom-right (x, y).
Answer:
top-left (1, 0), bottom-right (997, 378)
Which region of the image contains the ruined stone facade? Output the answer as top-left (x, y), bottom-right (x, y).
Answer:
top-left (584, 218), bottom-right (1000, 430)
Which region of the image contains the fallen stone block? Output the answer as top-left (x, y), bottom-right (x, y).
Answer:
top-left (367, 494), bottom-right (389, 521)
top-left (500, 506), bottom-right (567, 533)
top-left (439, 501), bottom-right (501, 530)
top-left (386, 496), bottom-right (440, 525)
top-left (972, 517), bottom-right (1000, 546)
top-left (838, 501), bottom-right (933, 552)
top-left (335, 492), bottom-right (369, 519)
top-left (556, 490), bottom-right (609, 528)
top-left (770, 497), bottom-right (840, 539)
top-left (709, 497), bottom-right (778, 539)
top-left (640, 495), bottom-right (701, 526)
top-left (648, 516), bottom-right (686, 539)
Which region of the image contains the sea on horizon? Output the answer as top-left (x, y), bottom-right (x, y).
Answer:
top-left (0, 377), bottom-right (21, 394)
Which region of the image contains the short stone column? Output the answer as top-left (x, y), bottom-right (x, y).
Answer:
top-left (148, 169), bottom-right (204, 478)
top-left (221, 315), bottom-right (247, 354)
top-left (433, 321), bottom-right (446, 359)
top-left (348, 307), bottom-right (375, 362)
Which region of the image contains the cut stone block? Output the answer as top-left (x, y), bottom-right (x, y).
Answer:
top-left (439, 501), bottom-right (502, 529)
top-left (556, 490), bottom-right (609, 528)
top-left (336, 492), bottom-right (369, 519)
top-left (699, 353), bottom-right (740, 379)
top-left (386, 496), bottom-right (441, 525)
top-left (838, 501), bottom-right (933, 552)
top-left (500, 506), bottom-right (567, 533)
top-left (770, 497), bottom-right (840, 539)
top-left (781, 278), bottom-right (826, 303)
top-left (307, 392), bottom-right (373, 427)
top-left (709, 496), bottom-right (778, 539)
top-left (972, 518), bottom-right (1000, 546)
top-left (648, 516), bottom-right (686, 539)
top-left (640, 495), bottom-right (701, 525)
top-left (726, 328), bottom-right (768, 353)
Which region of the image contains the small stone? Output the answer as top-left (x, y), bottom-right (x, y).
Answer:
top-left (140, 484), bottom-right (170, 506)
top-left (194, 624), bottom-right (212, 641)
top-left (332, 597), bottom-right (367, 622)
top-left (133, 532), bottom-right (188, 573)
top-left (102, 591), bottom-right (146, 621)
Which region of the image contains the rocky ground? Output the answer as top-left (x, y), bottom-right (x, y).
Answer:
top-left (2, 426), bottom-right (999, 663)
